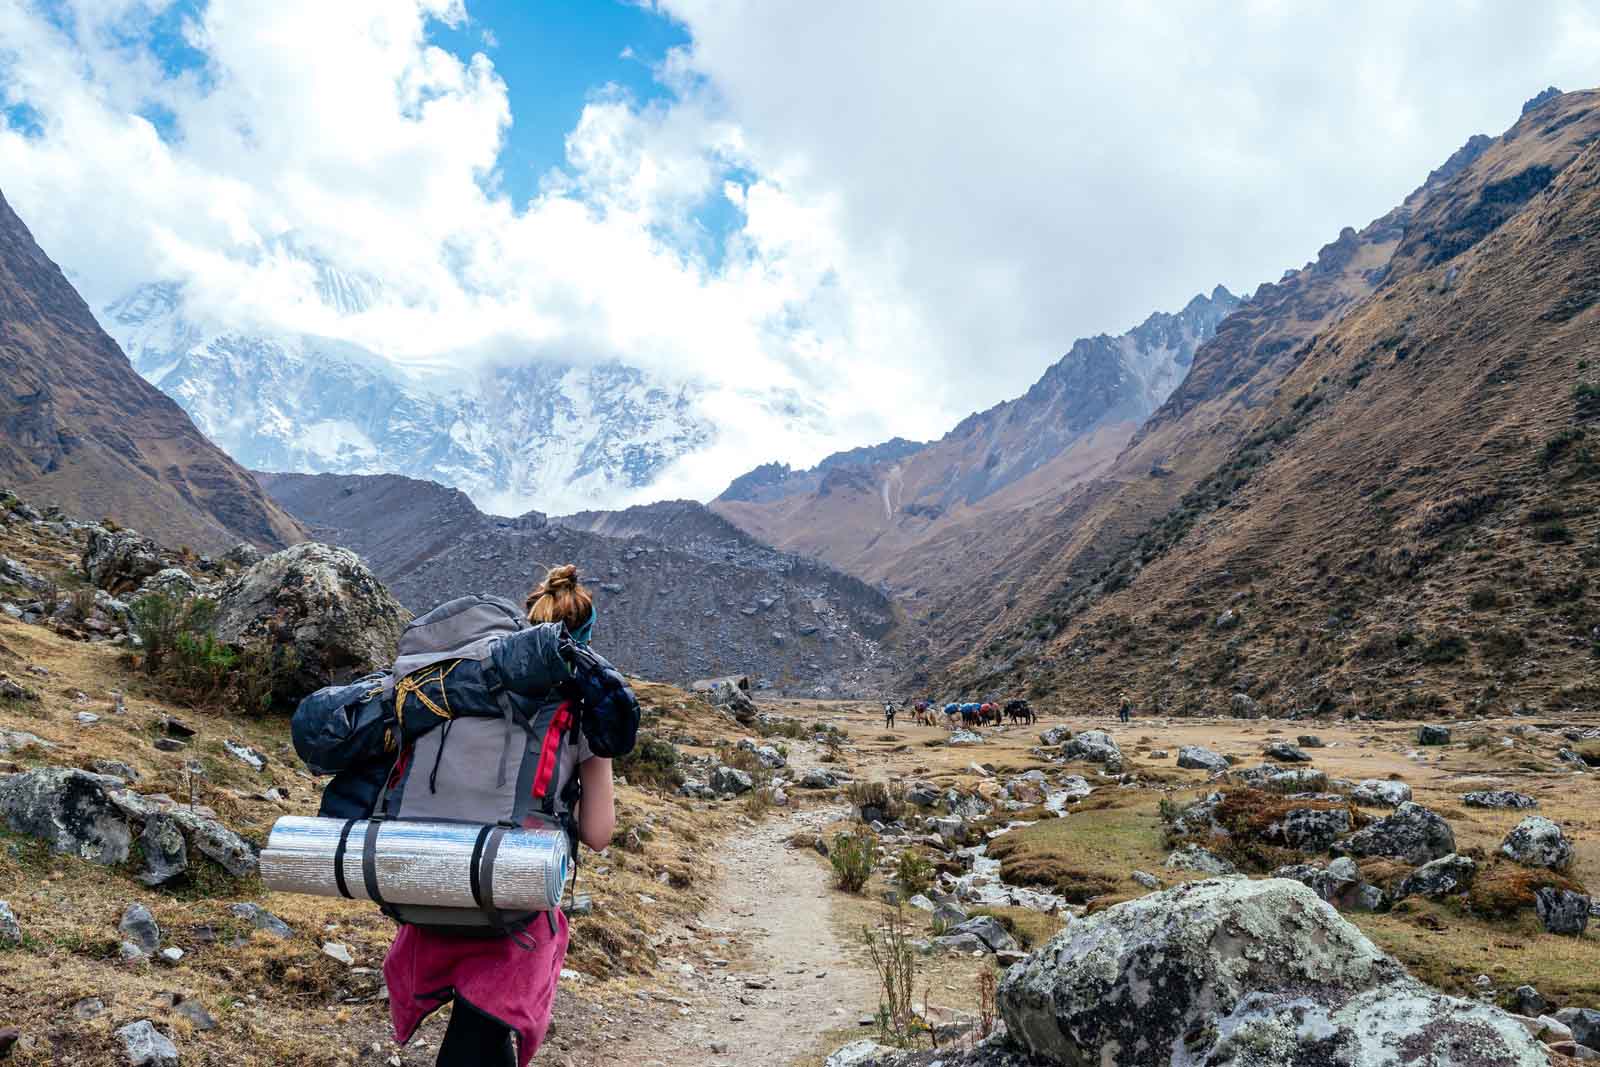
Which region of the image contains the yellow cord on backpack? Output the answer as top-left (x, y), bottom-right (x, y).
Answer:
top-left (394, 660), bottom-right (461, 737)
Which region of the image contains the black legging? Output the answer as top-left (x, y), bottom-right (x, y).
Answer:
top-left (438, 997), bottom-right (516, 1067)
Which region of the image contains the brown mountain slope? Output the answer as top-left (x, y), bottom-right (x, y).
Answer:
top-left (0, 189), bottom-right (302, 552)
top-left (944, 90), bottom-right (1600, 717)
top-left (712, 288), bottom-right (1238, 600)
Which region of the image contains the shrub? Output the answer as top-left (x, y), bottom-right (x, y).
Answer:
top-left (859, 907), bottom-right (925, 1049)
top-left (1467, 586), bottom-right (1499, 611)
top-left (1541, 428), bottom-right (1586, 468)
top-left (1418, 632), bottom-right (1468, 664)
top-left (846, 780), bottom-right (905, 823)
top-left (831, 832), bottom-right (878, 893)
top-left (1575, 382), bottom-right (1600, 419)
top-left (615, 735), bottom-right (684, 791)
top-left (129, 592), bottom-right (216, 674)
top-left (895, 849), bottom-right (933, 897)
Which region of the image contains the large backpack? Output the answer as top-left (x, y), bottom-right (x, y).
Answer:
top-left (367, 594), bottom-right (584, 939)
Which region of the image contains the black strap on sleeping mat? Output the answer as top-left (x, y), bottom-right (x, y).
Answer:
top-left (332, 818), bottom-right (358, 900)
top-left (361, 818), bottom-right (387, 906)
top-left (468, 824), bottom-right (494, 909)
top-left (479, 825), bottom-right (509, 923)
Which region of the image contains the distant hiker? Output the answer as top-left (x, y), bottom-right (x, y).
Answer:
top-left (377, 566), bottom-right (628, 1067)
top-left (884, 700), bottom-right (896, 728)
top-left (1119, 695), bottom-right (1132, 724)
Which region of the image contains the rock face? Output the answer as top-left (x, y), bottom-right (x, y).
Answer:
top-left (82, 528), bottom-right (165, 595)
top-left (1177, 745), bottom-right (1228, 772)
top-left (212, 542), bottom-right (408, 704)
top-left (1500, 817), bottom-right (1575, 871)
top-left (1336, 801), bottom-right (1455, 866)
top-left (999, 878), bottom-right (1548, 1067)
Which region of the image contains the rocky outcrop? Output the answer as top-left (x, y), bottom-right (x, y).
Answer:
top-left (1335, 801), bottom-right (1455, 866)
top-left (212, 543), bottom-right (408, 704)
top-left (998, 878), bottom-right (1548, 1066)
top-left (81, 527), bottom-right (164, 595)
top-left (0, 767), bottom-right (256, 880)
top-left (692, 676), bottom-right (757, 718)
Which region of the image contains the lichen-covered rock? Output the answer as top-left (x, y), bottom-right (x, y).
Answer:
top-left (691, 676), bottom-right (756, 717)
top-left (1177, 745), bottom-right (1229, 773)
top-left (1336, 801), bottom-right (1455, 866)
top-left (134, 814), bottom-right (188, 887)
top-left (998, 878), bottom-right (1547, 1067)
top-left (1164, 844), bottom-right (1237, 876)
top-left (1500, 816), bottom-right (1575, 871)
top-left (1039, 726), bottom-right (1071, 747)
top-left (118, 902), bottom-right (161, 955)
top-left (1262, 805), bottom-right (1353, 852)
top-left (949, 915), bottom-right (1020, 954)
top-left (0, 899), bottom-right (20, 945)
top-left (1351, 779), bottom-right (1413, 808)
top-left (114, 1020), bottom-right (179, 1067)
top-left (1062, 730), bottom-right (1121, 766)
top-left (1556, 1008), bottom-right (1600, 1050)
top-left (1535, 887), bottom-right (1591, 936)
top-left (1395, 853), bottom-right (1477, 901)
top-left (710, 765), bottom-right (753, 796)
top-left (212, 543), bottom-right (408, 705)
top-left (0, 767), bottom-right (133, 863)
top-left (223, 542), bottom-right (264, 569)
top-left (137, 568), bottom-right (200, 602)
top-left (1462, 790), bottom-right (1538, 810)
top-left (82, 528), bottom-right (165, 595)
top-left (800, 768), bottom-right (839, 790)
top-left (1272, 857), bottom-right (1386, 912)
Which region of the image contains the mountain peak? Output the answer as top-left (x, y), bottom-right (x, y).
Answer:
top-left (1521, 85), bottom-right (1562, 115)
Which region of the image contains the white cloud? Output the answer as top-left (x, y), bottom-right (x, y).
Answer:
top-left (1, 0), bottom-right (1598, 512)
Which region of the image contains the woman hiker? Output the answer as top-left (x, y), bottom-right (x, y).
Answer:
top-left (382, 565), bottom-right (618, 1067)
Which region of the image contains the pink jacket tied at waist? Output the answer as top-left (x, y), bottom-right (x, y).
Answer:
top-left (384, 909), bottom-right (570, 1067)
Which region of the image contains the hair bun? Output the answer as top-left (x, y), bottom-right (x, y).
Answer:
top-left (543, 564), bottom-right (579, 591)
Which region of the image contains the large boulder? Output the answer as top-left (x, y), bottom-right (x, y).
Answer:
top-left (691, 676), bottom-right (757, 719)
top-left (1335, 801), bottom-right (1455, 866)
top-left (999, 878), bottom-right (1548, 1066)
top-left (1062, 730), bottom-right (1121, 768)
top-left (1177, 745), bottom-right (1229, 773)
top-left (0, 767), bottom-right (256, 879)
top-left (1272, 857), bottom-right (1386, 912)
top-left (212, 543), bottom-right (408, 704)
top-left (1462, 790), bottom-right (1538, 810)
top-left (1263, 741), bottom-right (1311, 763)
top-left (1535, 887), bottom-right (1591, 936)
top-left (1395, 854), bottom-right (1477, 901)
top-left (1350, 779), bottom-right (1412, 808)
top-left (1556, 1008), bottom-right (1600, 1051)
top-left (82, 528), bottom-right (166, 595)
top-left (1500, 816), bottom-right (1575, 871)
top-left (1418, 724), bottom-right (1452, 746)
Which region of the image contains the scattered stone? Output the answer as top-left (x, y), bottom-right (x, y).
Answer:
top-left (1350, 779), bottom-right (1412, 808)
top-left (1418, 724), bottom-right (1452, 746)
top-left (212, 543), bottom-right (409, 705)
top-left (222, 740), bottom-right (267, 772)
top-left (904, 783), bottom-right (940, 807)
top-left (72, 997), bottom-right (106, 1021)
top-left (74, 711), bottom-right (100, 725)
top-left (1164, 844), bottom-right (1237, 876)
top-left (322, 942), bottom-right (354, 965)
top-left (174, 1000), bottom-right (216, 1032)
top-left (1263, 741), bottom-right (1311, 763)
top-left (1176, 745), bottom-right (1228, 773)
top-left (228, 903), bottom-right (292, 939)
top-left (1228, 691), bottom-right (1257, 717)
top-left (1336, 801), bottom-right (1456, 866)
top-left (1272, 858), bottom-right (1385, 912)
top-left (119, 903), bottom-right (161, 955)
top-left (1130, 870), bottom-right (1160, 890)
top-left (1297, 735), bottom-right (1325, 748)
top-left (0, 729), bottom-right (51, 755)
top-left (160, 717), bottom-right (196, 738)
top-left (152, 738), bottom-right (187, 753)
top-left (1556, 1009), bottom-right (1600, 1051)
top-left (1500, 816), bottom-right (1575, 871)
top-left (92, 760), bottom-right (140, 781)
top-left (1463, 790), bottom-right (1538, 810)
top-left (690, 676), bottom-right (757, 718)
top-left (1513, 986), bottom-right (1550, 1018)
top-left (223, 543), bottom-right (263, 569)
top-left (1039, 726), bottom-right (1072, 747)
top-left (159, 947), bottom-right (184, 964)
top-left (997, 878), bottom-right (1548, 1065)
top-left (907, 894), bottom-right (936, 913)
top-left (138, 568), bottom-right (200, 602)
top-left (824, 1040), bottom-right (897, 1067)
top-left (710, 766), bottom-right (753, 797)
top-left (0, 900), bottom-right (19, 945)
top-left (0, 679), bottom-right (38, 702)
top-left (799, 769), bottom-right (838, 790)
top-left (947, 730), bottom-right (985, 746)
top-left (949, 915), bottom-right (1019, 954)
top-left (753, 744), bottom-right (786, 770)
top-left (1535, 888), bottom-right (1591, 936)
top-left (1395, 854), bottom-right (1477, 901)
top-left (114, 1020), bottom-right (179, 1067)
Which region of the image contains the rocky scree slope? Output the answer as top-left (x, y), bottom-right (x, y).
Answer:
top-left (0, 190), bottom-right (303, 554)
top-left (259, 472), bottom-right (900, 694)
top-left (943, 88), bottom-right (1600, 717)
top-left (710, 288), bottom-right (1239, 605)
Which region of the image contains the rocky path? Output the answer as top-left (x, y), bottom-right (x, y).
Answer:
top-left (581, 805), bottom-right (879, 1067)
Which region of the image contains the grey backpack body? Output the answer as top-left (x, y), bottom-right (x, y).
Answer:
top-left (355, 594), bottom-right (582, 939)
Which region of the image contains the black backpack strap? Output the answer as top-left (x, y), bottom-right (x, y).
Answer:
top-left (332, 818), bottom-right (359, 899)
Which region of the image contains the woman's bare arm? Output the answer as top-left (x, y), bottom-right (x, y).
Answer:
top-left (576, 757), bottom-right (615, 851)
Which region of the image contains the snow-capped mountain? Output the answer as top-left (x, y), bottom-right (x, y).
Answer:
top-left (101, 280), bottom-right (714, 515)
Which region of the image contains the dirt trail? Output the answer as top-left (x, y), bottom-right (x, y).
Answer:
top-left (590, 804), bottom-right (879, 1067)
